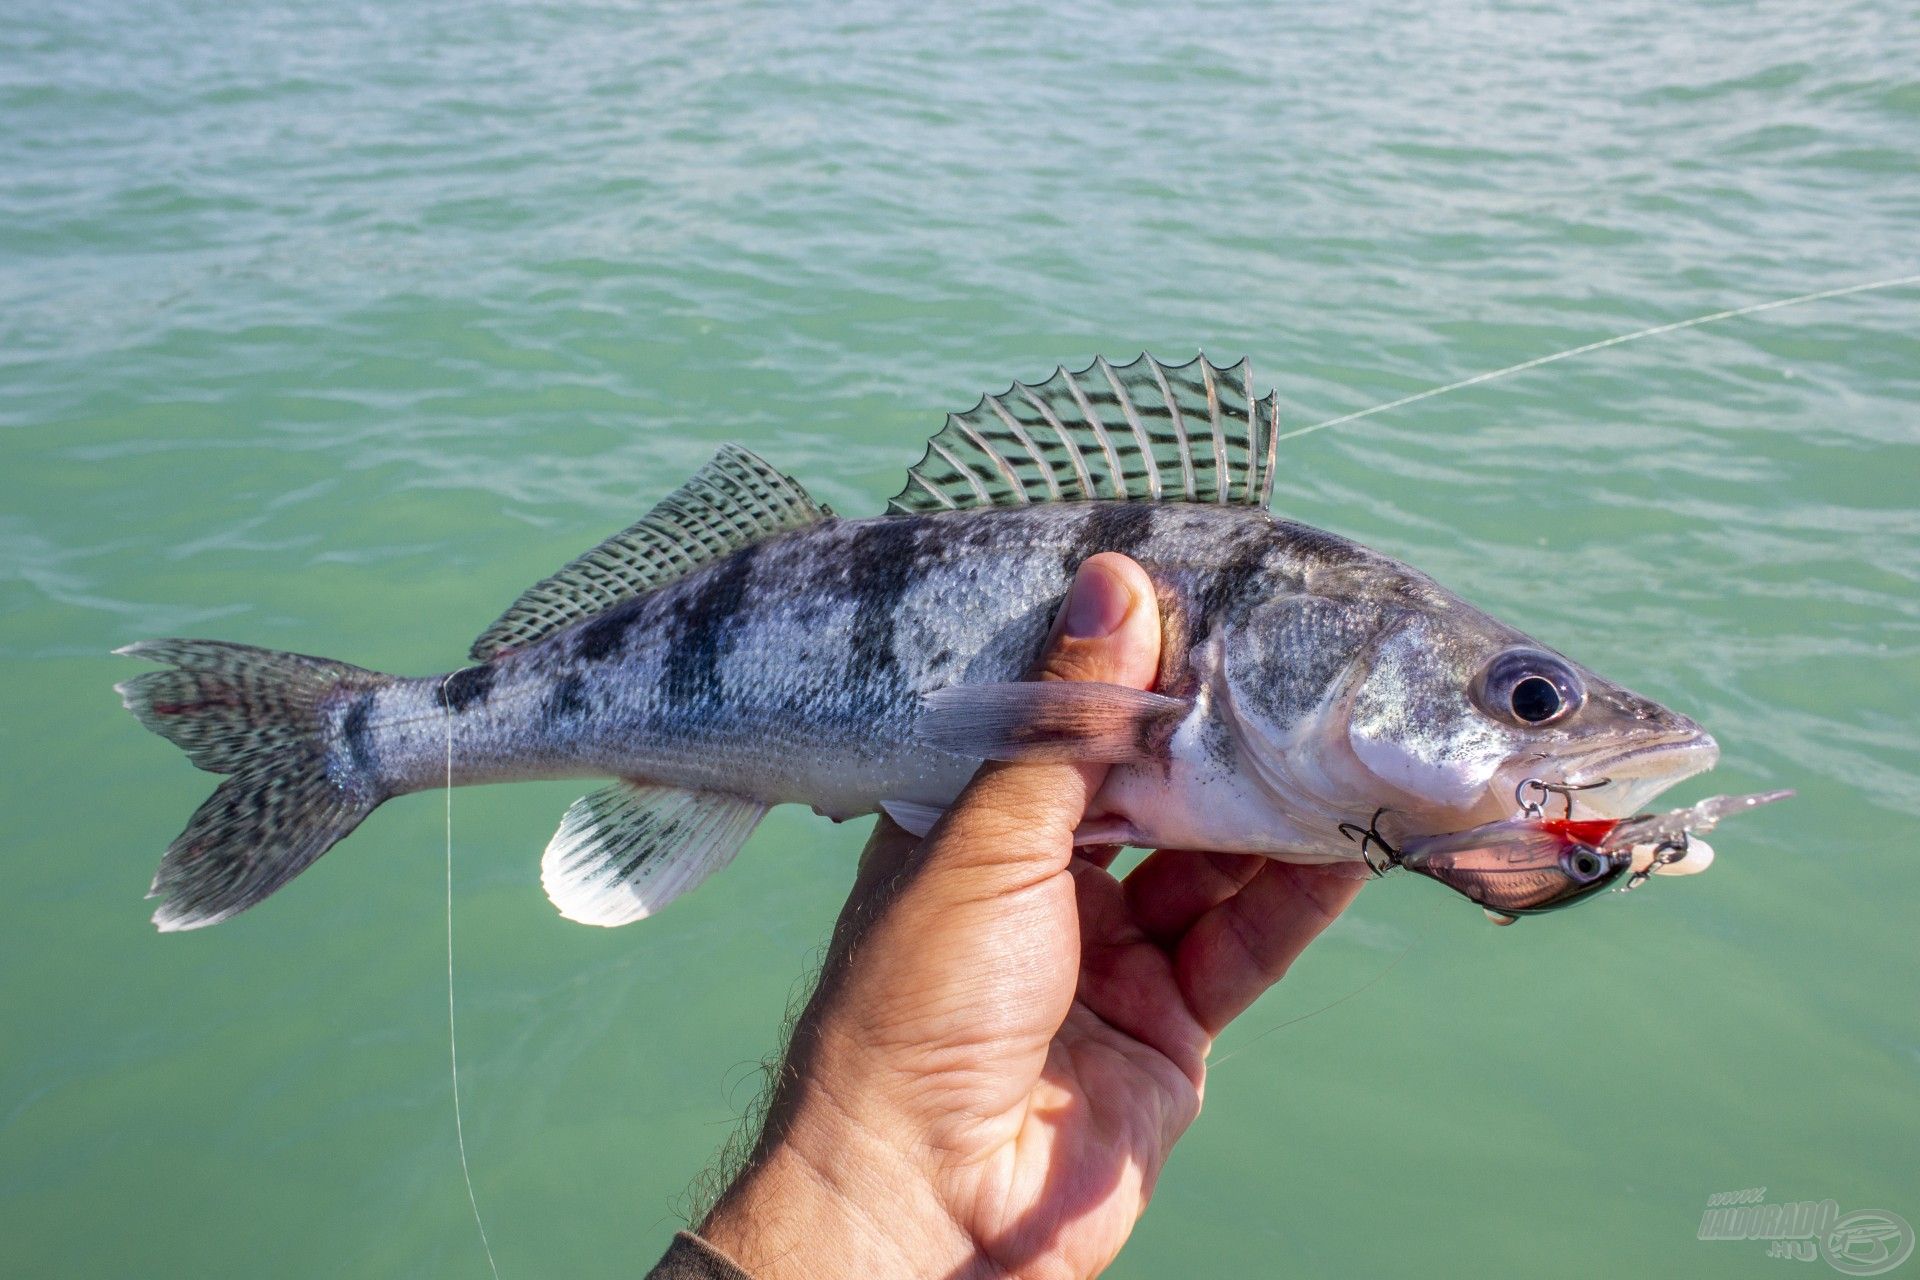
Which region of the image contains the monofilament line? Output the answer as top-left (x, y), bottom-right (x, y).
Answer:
top-left (1209, 937), bottom-right (1415, 1070)
top-left (443, 673), bottom-right (502, 1280)
top-left (1275, 272), bottom-right (1920, 443)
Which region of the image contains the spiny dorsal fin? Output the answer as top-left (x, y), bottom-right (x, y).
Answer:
top-left (471, 445), bottom-right (828, 661)
top-left (887, 354), bottom-right (1279, 515)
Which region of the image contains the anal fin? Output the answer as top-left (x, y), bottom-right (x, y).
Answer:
top-left (542, 782), bottom-right (768, 927)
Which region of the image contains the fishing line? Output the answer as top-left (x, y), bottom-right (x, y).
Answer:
top-left (1208, 936), bottom-right (1415, 1070)
top-left (1275, 271), bottom-right (1920, 443)
top-left (442, 673), bottom-right (502, 1280)
top-left (1225, 275), bottom-right (1913, 1053)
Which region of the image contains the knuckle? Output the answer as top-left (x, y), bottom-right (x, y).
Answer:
top-left (1037, 642), bottom-right (1114, 685)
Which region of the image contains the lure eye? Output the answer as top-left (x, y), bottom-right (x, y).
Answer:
top-left (1474, 648), bottom-right (1585, 728)
top-left (1562, 846), bottom-right (1611, 883)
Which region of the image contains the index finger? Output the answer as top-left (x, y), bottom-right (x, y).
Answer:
top-left (1173, 859), bottom-right (1367, 1035)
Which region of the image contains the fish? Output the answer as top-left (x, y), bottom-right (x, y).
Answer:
top-left (117, 353), bottom-right (1721, 932)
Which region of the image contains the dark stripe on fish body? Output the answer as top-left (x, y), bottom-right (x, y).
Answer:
top-left (544, 673), bottom-right (589, 722)
top-left (844, 518), bottom-right (928, 714)
top-left (1273, 518), bottom-right (1371, 569)
top-left (660, 542), bottom-right (762, 709)
top-left (437, 663), bottom-right (495, 712)
top-left (1188, 528), bottom-right (1272, 647)
top-left (1136, 515), bottom-right (1273, 696)
top-left (341, 691), bottom-right (378, 774)
top-left (1062, 503), bottom-right (1156, 574)
top-left (574, 598), bottom-right (644, 664)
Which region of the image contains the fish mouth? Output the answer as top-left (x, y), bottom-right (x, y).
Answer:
top-left (1552, 725), bottom-right (1720, 817)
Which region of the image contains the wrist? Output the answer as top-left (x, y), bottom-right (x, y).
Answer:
top-left (701, 1106), bottom-right (978, 1280)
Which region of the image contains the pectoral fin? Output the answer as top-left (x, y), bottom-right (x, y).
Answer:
top-left (880, 799), bottom-right (947, 837)
top-left (918, 681), bottom-right (1190, 764)
top-left (542, 782), bottom-right (768, 927)
top-left (878, 799), bottom-right (1140, 849)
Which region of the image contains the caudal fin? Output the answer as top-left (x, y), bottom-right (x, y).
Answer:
top-left (115, 639), bottom-right (391, 932)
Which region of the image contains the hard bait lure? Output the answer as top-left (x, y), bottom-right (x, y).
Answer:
top-left (1385, 789), bottom-right (1794, 923)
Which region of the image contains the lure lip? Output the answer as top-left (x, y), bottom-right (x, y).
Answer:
top-left (1397, 828), bottom-right (1634, 915)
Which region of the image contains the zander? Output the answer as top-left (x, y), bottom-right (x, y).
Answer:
top-left (118, 354), bottom-right (1721, 931)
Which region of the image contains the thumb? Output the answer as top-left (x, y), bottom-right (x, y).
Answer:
top-left (913, 551), bottom-right (1163, 893)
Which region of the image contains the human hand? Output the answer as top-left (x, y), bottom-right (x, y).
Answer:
top-left (698, 553), bottom-right (1366, 1280)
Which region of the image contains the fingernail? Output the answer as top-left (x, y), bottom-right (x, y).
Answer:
top-left (1062, 560), bottom-right (1132, 638)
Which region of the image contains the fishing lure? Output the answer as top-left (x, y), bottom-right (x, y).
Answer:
top-left (1380, 789), bottom-right (1794, 923)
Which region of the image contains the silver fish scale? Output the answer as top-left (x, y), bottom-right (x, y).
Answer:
top-left (123, 471), bottom-right (1718, 933)
top-left (366, 501), bottom-right (1393, 821)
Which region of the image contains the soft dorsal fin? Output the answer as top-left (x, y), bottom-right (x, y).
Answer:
top-left (887, 353), bottom-right (1279, 515)
top-left (470, 445), bottom-right (828, 661)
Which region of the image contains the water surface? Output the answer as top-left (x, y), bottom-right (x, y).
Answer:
top-left (4, 1), bottom-right (1917, 1275)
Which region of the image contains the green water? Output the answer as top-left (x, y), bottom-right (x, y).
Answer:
top-left (5, 2), bottom-right (1917, 1276)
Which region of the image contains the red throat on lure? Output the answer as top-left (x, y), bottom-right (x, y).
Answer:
top-left (1538, 817), bottom-right (1621, 846)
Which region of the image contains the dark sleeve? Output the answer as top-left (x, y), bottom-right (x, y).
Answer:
top-left (644, 1231), bottom-right (757, 1280)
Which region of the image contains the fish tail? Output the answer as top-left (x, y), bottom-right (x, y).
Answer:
top-left (115, 639), bottom-right (395, 932)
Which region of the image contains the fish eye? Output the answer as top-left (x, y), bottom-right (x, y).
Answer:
top-left (1473, 648), bottom-right (1585, 728)
top-left (1511, 676), bottom-right (1561, 723)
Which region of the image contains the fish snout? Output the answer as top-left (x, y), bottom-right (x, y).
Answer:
top-left (1565, 713), bottom-right (1719, 816)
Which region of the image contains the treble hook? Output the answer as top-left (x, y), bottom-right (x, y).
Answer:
top-left (1338, 807), bottom-right (1400, 876)
top-left (1618, 834), bottom-right (1690, 893)
top-left (1515, 776), bottom-right (1612, 819)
